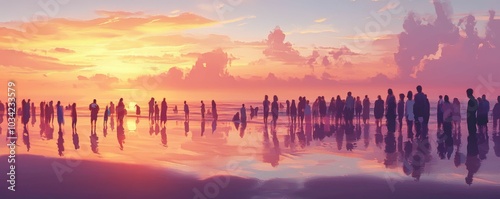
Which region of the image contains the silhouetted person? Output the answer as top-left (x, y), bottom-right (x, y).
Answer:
top-left (362, 95), bottom-right (370, 124)
top-left (44, 104), bottom-right (50, 124)
top-left (117, 98), bottom-right (125, 126)
top-left (298, 96), bottom-right (305, 126)
top-left (161, 98), bottom-right (168, 125)
top-left (173, 105), bottom-right (178, 114)
top-left (374, 95), bottom-right (384, 128)
top-left (414, 85), bottom-right (427, 138)
top-left (21, 99), bottom-right (30, 130)
top-left (467, 88), bottom-right (478, 135)
top-left (0, 100), bottom-right (4, 124)
top-left (328, 97), bottom-right (336, 123)
top-left (290, 100), bottom-right (297, 124)
top-left (271, 95), bottom-right (279, 126)
top-left (263, 95), bottom-right (270, 124)
top-left (71, 103), bottom-right (77, 133)
top-left (319, 96), bottom-right (327, 124)
top-left (154, 101), bottom-right (159, 123)
top-left (345, 92), bottom-right (355, 127)
top-left (437, 95), bottom-right (444, 130)
top-left (31, 102), bottom-right (36, 127)
top-left (453, 98), bottom-right (462, 131)
top-left (397, 93), bottom-right (405, 132)
top-left (89, 99), bottom-right (100, 133)
top-left (386, 89), bottom-right (397, 133)
top-left (335, 96), bottom-right (344, 127)
top-left (477, 95), bottom-right (490, 131)
top-left (442, 95), bottom-right (454, 139)
top-left (424, 94), bottom-right (431, 135)
top-left (240, 104), bottom-right (247, 123)
top-left (184, 101), bottom-right (189, 121)
top-left (211, 100), bottom-right (218, 120)
top-left (103, 105), bottom-right (109, 126)
top-left (135, 104), bottom-right (141, 116)
top-left (56, 101), bottom-right (64, 131)
top-left (286, 100), bottom-right (290, 118)
top-left (110, 101), bottom-right (115, 116)
top-left (232, 112), bottom-right (240, 122)
top-left (201, 100), bottom-right (205, 120)
top-left (355, 96), bottom-right (362, 124)
top-left (148, 97), bottom-right (155, 121)
top-left (39, 101), bottom-right (44, 121)
top-left (406, 91), bottom-right (415, 138)
top-left (493, 96), bottom-right (500, 132)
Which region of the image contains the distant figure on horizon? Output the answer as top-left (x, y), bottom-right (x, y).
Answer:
top-left (148, 97), bottom-right (155, 121)
top-left (173, 105), bottom-right (178, 114)
top-left (298, 96), bottom-right (305, 126)
top-left (201, 101), bottom-right (205, 120)
top-left (466, 88), bottom-right (478, 135)
top-left (437, 95), bottom-right (444, 131)
top-left (355, 96), bottom-right (362, 124)
top-left (250, 105), bottom-right (255, 119)
top-left (362, 95), bottom-right (370, 124)
top-left (263, 95), bottom-right (270, 124)
top-left (452, 98), bottom-right (461, 132)
top-left (103, 105), bottom-right (109, 126)
top-left (493, 96), bottom-right (500, 132)
top-left (398, 93), bottom-right (405, 132)
top-left (89, 99), bottom-right (100, 133)
top-left (31, 102), bottom-right (36, 126)
top-left (154, 101), bottom-right (160, 123)
top-left (161, 98), bottom-right (168, 125)
top-left (241, 104), bottom-right (247, 123)
top-left (56, 101), bottom-right (64, 130)
top-left (374, 95), bottom-right (384, 128)
top-left (211, 100), bottom-right (218, 120)
top-left (414, 85), bottom-right (428, 138)
top-left (291, 99), bottom-right (297, 124)
top-left (184, 101), bottom-right (190, 121)
top-left (71, 103), bottom-right (77, 133)
top-left (477, 95), bottom-right (490, 131)
top-left (135, 104), bottom-right (141, 116)
top-left (271, 95), bottom-right (279, 126)
top-left (406, 91), bottom-right (415, 138)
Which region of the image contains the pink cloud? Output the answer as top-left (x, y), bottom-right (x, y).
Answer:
top-left (0, 49), bottom-right (90, 70)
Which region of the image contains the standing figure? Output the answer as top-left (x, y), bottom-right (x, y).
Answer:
top-left (374, 95), bottom-right (384, 128)
top-left (201, 101), bottom-right (205, 120)
top-left (362, 95), bottom-right (370, 124)
top-left (184, 101), bottom-right (190, 121)
top-left (211, 100), bottom-right (218, 120)
top-left (452, 98), bottom-right (461, 131)
top-left (89, 99), bottom-right (100, 133)
top-left (263, 95), bottom-right (270, 124)
top-left (406, 91), bottom-right (415, 138)
top-left (397, 93), bottom-right (405, 132)
top-left (161, 98), bottom-right (168, 125)
top-left (71, 103), bottom-right (77, 133)
top-left (466, 89), bottom-right (478, 135)
top-left (437, 95), bottom-right (444, 130)
top-left (355, 96), bottom-right (362, 124)
top-left (148, 97), bottom-right (155, 121)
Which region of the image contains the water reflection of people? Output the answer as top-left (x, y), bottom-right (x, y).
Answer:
top-left (465, 134), bottom-right (480, 185)
top-left (263, 130), bottom-right (280, 167)
top-left (410, 138), bottom-right (431, 181)
top-left (363, 124), bottom-right (370, 149)
top-left (57, 129), bottom-right (64, 156)
top-left (161, 126), bottom-right (167, 147)
top-left (117, 122), bottom-right (125, 150)
top-left (90, 129), bottom-right (99, 154)
top-left (493, 132), bottom-right (500, 158)
top-left (184, 121), bottom-right (190, 136)
top-left (384, 132), bottom-right (397, 168)
top-left (72, 129), bottom-right (80, 150)
top-left (240, 122), bottom-right (247, 138)
top-left (478, 127), bottom-right (489, 160)
top-left (201, 120), bottom-right (206, 136)
top-left (211, 119), bottom-right (217, 133)
top-left (23, 128), bottom-right (30, 152)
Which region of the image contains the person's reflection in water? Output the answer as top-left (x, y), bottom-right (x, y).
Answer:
top-left (23, 128), bottom-right (30, 152)
top-left (155, 122), bottom-right (160, 135)
top-left (384, 132), bottom-right (397, 168)
top-left (72, 129), bottom-right (80, 150)
top-left (103, 125), bottom-right (108, 138)
top-left (492, 131), bottom-right (500, 158)
top-left (465, 134), bottom-right (481, 185)
top-left (336, 126), bottom-right (345, 150)
top-left (211, 119), bottom-right (217, 134)
top-left (110, 115), bottom-right (115, 131)
top-left (117, 122), bottom-right (125, 150)
top-left (57, 129), bottom-right (64, 156)
top-left (240, 122), bottom-right (247, 138)
top-left (454, 130), bottom-right (465, 167)
top-left (375, 126), bottom-right (383, 149)
top-left (184, 121), bottom-right (190, 137)
top-left (201, 120), bottom-right (205, 137)
top-left (161, 126), bottom-right (167, 147)
top-left (345, 126), bottom-right (356, 151)
top-left (363, 124), bottom-right (370, 149)
top-left (297, 125), bottom-right (306, 149)
top-left (410, 138), bottom-right (431, 181)
top-left (149, 123), bottom-right (154, 136)
top-left (262, 129), bottom-right (280, 167)
top-left (46, 121), bottom-right (54, 140)
top-left (90, 128), bottom-right (99, 154)
top-left (478, 127), bottom-right (489, 160)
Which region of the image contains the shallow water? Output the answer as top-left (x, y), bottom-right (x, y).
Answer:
top-left (1, 102), bottom-right (499, 188)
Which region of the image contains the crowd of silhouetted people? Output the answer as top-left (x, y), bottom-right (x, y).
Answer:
top-left (1, 85), bottom-right (500, 185)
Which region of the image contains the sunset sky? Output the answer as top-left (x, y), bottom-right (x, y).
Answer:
top-left (1, 0), bottom-right (499, 102)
